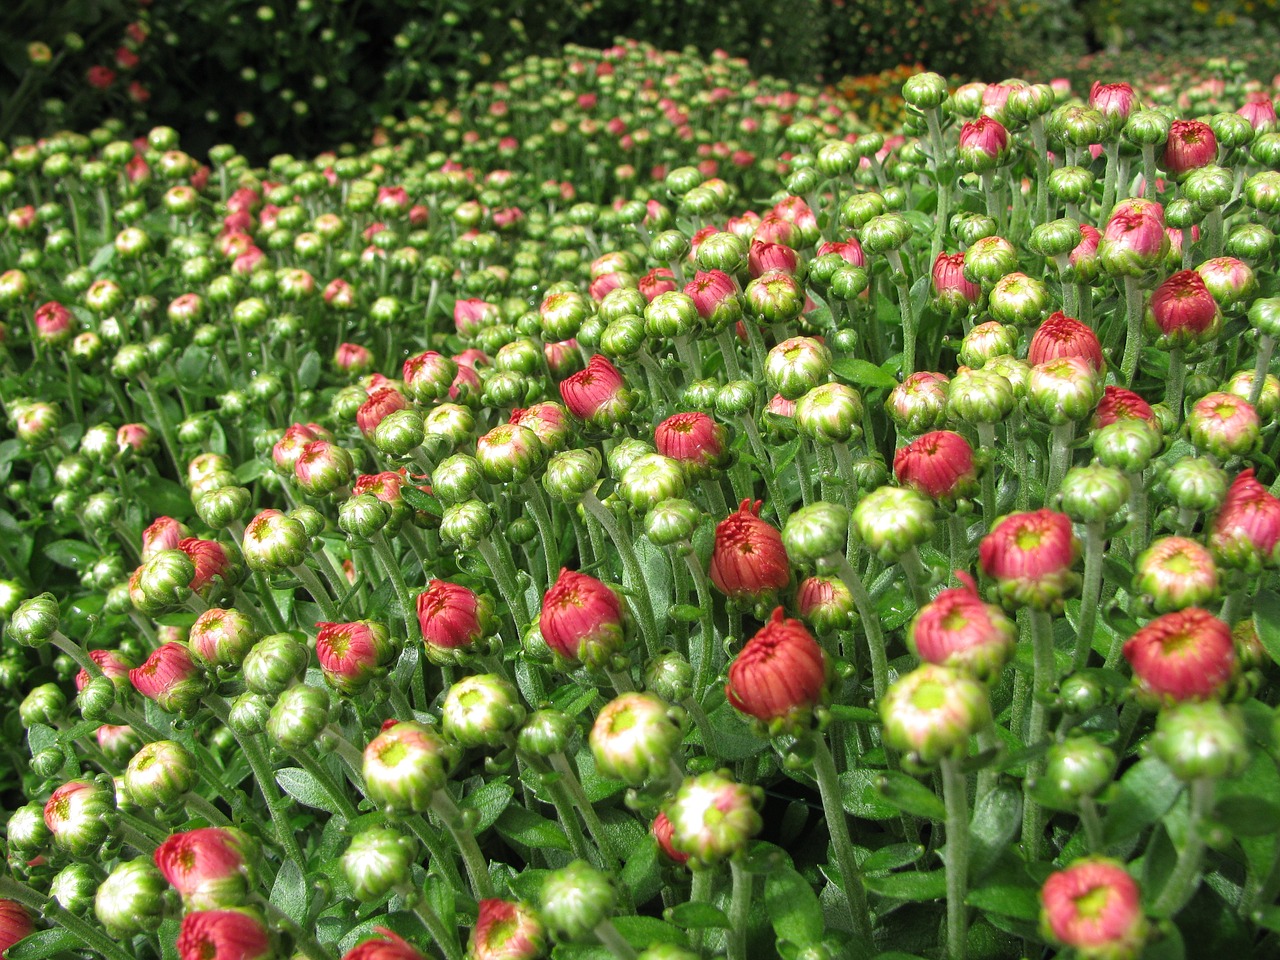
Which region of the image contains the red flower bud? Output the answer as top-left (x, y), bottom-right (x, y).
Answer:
top-left (142, 516), bottom-right (191, 562)
top-left (651, 811), bottom-right (690, 865)
top-left (1028, 312), bottom-right (1104, 370)
top-left (726, 607), bottom-right (828, 725)
top-left (1209, 468), bottom-right (1280, 570)
top-left (343, 927), bottom-right (426, 960)
top-left (1237, 92), bottom-right (1277, 132)
top-left (893, 430), bottom-right (979, 503)
top-left (539, 569), bottom-right (628, 667)
top-left (1123, 607), bottom-right (1235, 703)
top-left (0, 899), bottom-right (33, 957)
top-left (654, 411), bottom-right (729, 477)
top-left (453, 298), bottom-right (499, 337)
top-left (1040, 859), bottom-right (1147, 959)
top-left (129, 642), bottom-right (206, 713)
top-left (75, 647), bottom-right (134, 692)
top-left (979, 509), bottom-right (1081, 610)
top-left (931, 252), bottom-right (982, 313)
top-left (559, 355), bottom-right (634, 430)
top-left (709, 499), bottom-right (791, 603)
top-left (958, 116), bottom-right (1010, 171)
top-left (155, 828), bottom-right (255, 910)
top-left (416, 580), bottom-right (491, 658)
top-left (638, 267), bottom-right (677, 302)
top-left (1163, 119), bottom-right (1217, 178)
top-left (178, 538), bottom-right (236, 598)
top-left (1093, 385), bottom-right (1155, 428)
top-left (1089, 81), bottom-right (1138, 129)
top-left (176, 910), bottom-right (271, 960)
top-left (1148, 270), bottom-right (1221, 346)
top-left (469, 900), bottom-right (546, 960)
top-left (909, 572), bottom-right (1016, 679)
top-left (316, 620), bottom-right (394, 693)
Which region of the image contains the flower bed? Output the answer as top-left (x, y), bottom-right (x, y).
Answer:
top-left (2, 39), bottom-right (1280, 960)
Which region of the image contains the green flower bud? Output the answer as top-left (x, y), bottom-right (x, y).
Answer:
top-left (1030, 218), bottom-right (1084, 259)
top-left (227, 691), bottom-right (272, 736)
top-left (1244, 171), bottom-right (1280, 215)
top-left (1093, 419), bottom-right (1162, 473)
top-left (194, 486), bottom-right (251, 531)
top-left (6, 801), bottom-right (51, 856)
top-left (644, 291), bottom-right (700, 339)
top-left (765, 337), bottom-right (832, 401)
top-left (440, 499), bottom-right (495, 550)
top-left (1057, 465), bottom-right (1131, 523)
top-left (374, 409), bottom-right (425, 458)
top-left (952, 213), bottom-right (998, 247)
top-left (476, 423), bottom-right (544, 485)
top-left (363, 721), bottom-right (457, 813)
top-left (852, 486), bottom-right (935, 562)
top-left (243, 633), bottom-right (309, 695)
top-left (1047, 166), bottom-right (1094, 206)
top-left (665, 771), bottom-right (763, 866)
top-left (963, 236), bottom-right (1018, 285)
top-left (1027, 357), bottom-right (1103, 425)
top-left (543, 448), bottom-right (602, 504)
top-left (9, 591), bottom-right (62, 646)
top-left (133, 549), bottom-right (195, 615)
top-left (589, 692), bottom-right (683, 787)
top-left (903, 71), bottom-right (949, 110)
top-left (517, 708), bottom-right (577, 758)
top-left (341, 827), bottom-right (416, 901)
top-left (600, 315), bottom-right (646, 361)
top-left (1040, 736), bottom-right (1115, 804)
top-left (744, 271), bottom-right (805, 324)
top-left (32, 745), bottom-right (67, 779)
top-left (715, 380), bottom-right (758, 419)
top-left (95, 859), bottom-right (169, 937)
top-left (959, 322), bottom-right (1019, 369)
top-left (541, 860), bottom-right (617, 941)
top-left (442, 673), bottom-right (525, 748)
top-left (795, 382), bottom-right (863, 445)
top-left (1124, 109), bottom-right (1171, 146)
top-left (432, 454), bottom-right (483, 507)
top-left (242, 510), bottom-right (309, 572)
top-left (267, 683), bottom-right (331, 752)
top-left (783, 501), bottom-right (851, 566)
top-left (881, 663), bottom-right (992, 767)
top-left (20, 682), bottom-right (66, 727)
top-left (50, 862), bottom-right (99, 913)
top-left (644, 498), bottom-right (702, 547)
top-left (339, 494), bottom-right (391, 540)
top-left (860, 212), bottom-right (913, 254)
top-left (45, 777), bottom-right (115, 856)
top-left (1225, 222), bottom-right (1274, 262)
top-left (1248, 297), bottom-right (1280, 339)
top-left (0, 579), bottom-right (28, 619)
top-left (619, 454), bottom-right (687, 513)
top-left (988, 272), bottom-right (1049, 326)
top-left (948, 368), bottom-right (1015, 425)
top-left (424, 403), bottom-right (475, 445)
top-left (650, 229), bottom-right (691, 264)
top-left (124, 740), bottom-right (197, 808)
top-left (1152, 700), bottom-right (1247, 782)
top-left (645, 651), bottom-right (693, 704)
top-left (77, 675), bottom-right (116, 721)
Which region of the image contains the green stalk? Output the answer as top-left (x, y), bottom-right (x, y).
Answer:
top-left (886, 249), bottom-right (917, 378)
top-left (550, 751), bottom-right (621, 875)
top-left (431, 790), bottom-right (494, 899)
top-left (976, 423), bottom-right (999, 531)
top-left (293, 750), bottom-right (360, 820)
top-left (1119, 276), bottom-right (1145, 387)
top-left (1079, 796), bottom-right (1106, 853)
top-left (739, 414), bottom-right (789, 525)
top-left (1151, 779), bottom-right (1214, 918)
top-left (1045, 422), bottom-right (1075, 503)
top-left (399, 885), bottom-right (463, 960)
top-left (836, 556), bottom-right (889, 703)
top-left (897, 545), bottom-right (931, 609)
top-left (290, 563), bottom-right (340, 621)
top-left (1164, 347), bottom-right (1187, 422)
top-left (941, 757), bottom-right (971, 960)
top-left (683, 549), bottom-right (718, 697)
top-left (522, 479), bottom-right (561, 589)
top-left (811, 734), bottom-right (874, 942)
top-left (1249, 334), bottom-right (1275, 409)
top-left (580, 491), bottom-right (660, 657)
top-left (594, 920), bottom-right (638, 960)
top-left (1022, 609), bottom-right (1057, 862)
top-left (476, 536), bottom-right (532, 633)
top-left (727, 859), bottom-right (752, 960)
top-left (1072, 521), bottom-right (1106, 671)
top-left (371, 531), bottom-right (422, 644)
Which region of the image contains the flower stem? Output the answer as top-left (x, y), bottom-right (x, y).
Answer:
top-left (290, 563), bottom-right (340, 621)
top-left (1021, 609), bottom-right (1056, 862)
top-left (522, 479), bottom-right (561, 590)
top-left (431, 790), bottom-right (494, 899)
top-left (371, 531), bottom-right (422, 645)
top-left (941, 757), bottom-right (971, 960)
top-left (1165, 347), bottom-right (1187, 422)
top-left (580, 491), bottom-right (660, 657)
top-left (1120, 276), bottom-right (1145, 387)
top-left (728, 858), bottom-right (752, 960)
top-left (976, 423), bottom-right (999, 532)
top-left (682, 550), bottom-right (718, 696)
top-left (476, 536), bottom-right (531, 634)
top-left (836, 556), bottom-right (888, 703)
top-left (1151, 778), bottom-right (1214, 918)
top-left (293, 749), bottom-right (360, 820)
top-left (549, 751), bottom-right (621, 875)
top-left (399, 885), bottom-right (463, 960)
top-left (1072, 520), bottom-right (1106, 671)
top-left (1079, 796), bottom-right (1106, 853)
top-left (811, 732), bottom-right (874, 942)
top-left (594, 919), bottom-right (638, 960)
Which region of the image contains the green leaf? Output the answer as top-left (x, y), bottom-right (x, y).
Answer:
top-left (270, 858), bottom-right (308, 925)
top-left (276, 767), bottom-right (346, 817)
top-left (1253, 589), bottom-right (1280, 667)
top-left (177, 345), bottom-right (212, 383)
top-left (827, 704), bottom-right (880, 724)
top-left (1213, 794), bottom-right (1280, 837)
top-left (88, 242), bottom-right (116, 271)
top-left (831, 357), bottom-right (898, 390)
top-left (42, 538), bottom-right (100, 570)
top-left (137, 477), bottom-right (193, 519)
top-left (967, 784), bottom-right (1022, 882)
top-left (620, 836), bottom-right (662, 905)
top-left (668, 901), bottom-right (731, 930)
top-left (876, 770), bottom-right (947, 820)
top-left (863, 869), bottom-right (947, 901)
top-left (5, 929), bottom-right (80, 960)
top-left (766, 866), bottom-right (825, 946)
top-left (461, 780), bottom-right (513, 833)
top-left (399, 484), bottom-right (441, 515)
top-left (965, 879), bottom-right (1040, 921)
top-left (840, 769), bottom-right (900, 821)
top-left (495, 805), bottom-right (571, 851)
top-left (861, 843), bottom-right (926, 874)
top-left (1103, 757), bottom-right (1182, 845)
top-left (298, 350), bottom-right (323, 389)
top-left (610, 916), bottom-right (687, 948)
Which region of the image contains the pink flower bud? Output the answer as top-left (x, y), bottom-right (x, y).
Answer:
top-left (893, 430), bottom-right (979, 504)
top-left (1237, 92), bottom-right (1277, 132)
top-left (75, 647), bottom-right (133, 692)
top-left (709, 499), bottom-right (791, 603)
top-left (957, 116), bottom-right (1009, 171)
top-left (130, 642), bottom-right (206, 713)
top-left (979, 509), bottom-right (1081, 611)
top-left (177, 910), bottom-right (271, 960)
top-left (454, 298), bottom-right (499, 338)
top-left (1148, 270), bottom-right (1221, 346)
top-left (1209, 468), bottom-right (1280, 570)
top-left (539, 569), bottom-right (628, 667)
top-left (356, 387), bottom-right (409, 439)
top-left (1187, 392), bottom-right (1260, 461)
top-left (931, 252), bottom-right (982, 313)
top-left (726, 607), bottom-right (828, 726)
top-left (1089, 81), bottom-right (1138, 130)
top-left (34, 301), bottom-right (75, 345)
top-left (654, 411), bottom-right (729, 477)
top-left (469, 900), bottom-right (546, 960)
top-left (1028, 311), bottom-right (1104, 370)
top-left (142, 516), bottom-right (191, 562)
top-left (1094, 385), bottom-right (1155, 427)
top-left (416, 580), bottom-right (492, 659)
top-left (155, 827), bottom-right (256, 910)
top-left (909, 572), bottom-right (1016, 679)
top-left (178, 538), bottom-right (236, 598)
top-left (651, 812), bottom-right (690, 865)
top-left (272, 423), bottom-right (323, 475)
top-left (1099, 212), bottom-right (1169, 276)
top-left (1040, 859), bottom-right (1146, 959)
top-left (335, 342), bottom-right (374, 375)
top-left (1124, 607), bottom-right (1234, 703)
top-left (559, 355), bottom-right (634, 430)
top-left (638, 267), bottom-right (678, 303)
top-left (316, 620), bottom-right (394, 694)
top-left (1163, 119), bottom-right (1217, 179)
top-left (0, 899), bottom-right (33, 957)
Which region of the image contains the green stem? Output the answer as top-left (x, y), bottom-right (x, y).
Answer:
top-left (977, 423), bottom-right (998, 531)
top-left (887, 250), bottom-right (916, 377)
top-left (371, 532), bottom-right (422, 644)
top-left (431, 790), bottom-right (494, 899)
top-left (293, 750), bottom-right (360, 820)
top-left (533, 759), bottom-right (599, 867)
top-left (1151, 779), bottom-right (1214, 918)
top-left (291, 563), bottom-right (340, 621)
top-left (1249, 335), bottom-right (1275, 410)
top-left (717, 329), bottom-right (743, 380)
top-left (1120, 276), bottom-right (1145, 387)
top-left (836, 557), bottom-right (888, 703)
top-left (522, 479), bottom-right (561, 590)
top-left (1072, 521), bottom-right (1105, 671)
top-left (689, 868), bottom-right (715, 951)
top-left (683, 550), bottom-right (718, 696)
top-left (183, 791), bottom-right (233, 827)
top-left (1079, 796), bottom-right (1106, 854)
top-left (257, 895), bottom-right (336, 960)
top-left (740, 414), bottom-right (788, 525)
top-left (476, 537), bottom-right (531, 633)
top-left (136, 373), bottom-right (182, 478)
top-left (898, 545), bottom-right (931, 609)
top-left (550, 751), bottom-right (621, 875)
top-left (399, 886), bottom-right (463, 960)
top-left (941, 757), bottom-right (971, 960)
top-left (811, 733), bottom-right (874, 942)
top-left (1045, 422), bottom-right (1074, 503)
top-left (1165, 347), bottom-right (1187, 422)
top-left (594, 919), bottom-right (638, 960)
top-left (0, 876), bottom-right (137, 960)
top-left (1022, 609), bottom-right (1056, 862)
top-left (728, 859), bottom-right (752, 960)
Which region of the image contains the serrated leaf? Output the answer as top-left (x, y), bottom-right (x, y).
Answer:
top-left (276, 767), bottom-right (345, 817)
top-left (967, 784), bottom-right (1021, 882)
top-left (863, 869), bottom-right (946, 901)
top-left (88, 243), bottom-right (116, 271)
top-left (461, 780), bottom-right (513, 833)
top-left (766, 866), bottom-right (824, 946)
top-left (831, 357), bottom-right (898, 390)
top-left (271, 858), bottom-right (308, 924)
top-left (876, 770), bottom-right (947, 820)
top-left (839, 769), bottom-right (900, 821)
top-left (400, 484), bottom-right (441, 515)
top-left (495, 805), bottom-right (571, 851)
top-left (668, 901), bottom-right (731, 930)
